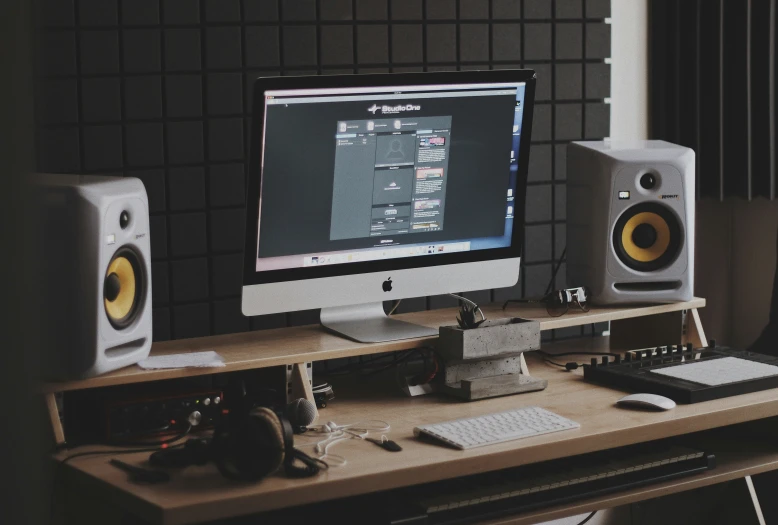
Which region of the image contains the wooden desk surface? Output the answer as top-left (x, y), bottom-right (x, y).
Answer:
top-left (60, 335), bottom-right (778, 525)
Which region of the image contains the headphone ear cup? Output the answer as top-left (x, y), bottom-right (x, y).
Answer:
top-left (215, 407), bottom-right (285, 481)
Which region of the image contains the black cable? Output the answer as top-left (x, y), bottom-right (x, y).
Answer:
top-left (322, 351), bottom-right (410, 375)
top-left (107, 424), bottom-right (193, 447)
top-left (546, 246), bottom-right (567, 295)
top-left (543, 358), bottom-right (567, 368)
top-left (363, 347), bottom-right (427, 377)
top-left (51, 442), bottom-right (187, 525)
top-left (543, 358), bottom-right (585, 371)
top-left (576, 511), bottom-right (597, 525)
top-left (537, 350), bottom-right (614, 358)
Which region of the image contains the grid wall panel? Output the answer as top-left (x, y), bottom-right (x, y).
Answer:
top-left (34, 0), bottom-right (611, 341)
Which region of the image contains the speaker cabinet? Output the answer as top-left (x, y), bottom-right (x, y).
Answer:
top-left (34, 175), bottom-right (152, 379)
top-left (566, 141), bottom-right (695, 305)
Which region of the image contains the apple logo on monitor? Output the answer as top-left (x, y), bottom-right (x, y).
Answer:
top-left (382, 277), bottom-right (393, 292)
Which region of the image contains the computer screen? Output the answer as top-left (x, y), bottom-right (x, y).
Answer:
top-left (244, 71), bottom-right (534, 287)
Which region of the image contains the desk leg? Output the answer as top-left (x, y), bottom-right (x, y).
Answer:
top-left (290, 362), bottom-right (319, 421)
top-left (745, 475), bottom-right (767, 525)
top-left (686, 308), bottom-right (708, 348)
top-left (45, 392), bottom-right (65, 446)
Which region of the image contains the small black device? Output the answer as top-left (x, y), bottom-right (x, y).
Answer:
top-left (105, 390), bottom-right (224, 442)
top-left (312, 383), bottom-right (335, 408)
top-left (583, 341), bottom-right (778, 403)
top-left (109, 459), bottom-right (170, 484)
top-left (64, 386), bottom-right (225, 445)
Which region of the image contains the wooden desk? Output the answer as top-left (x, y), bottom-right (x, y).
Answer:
top-left (43, 299), bottom-right (708, 446)
top-left (57, 336), bottom-right (778, 525)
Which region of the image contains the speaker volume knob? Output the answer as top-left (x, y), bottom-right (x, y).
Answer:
top-left (188, 411), bottom-right (202, 427)
top-left (104, 273), bottom-right (121, 302)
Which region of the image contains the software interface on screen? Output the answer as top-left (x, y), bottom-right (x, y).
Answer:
top-left (255, 82), bottom-right (527, 272)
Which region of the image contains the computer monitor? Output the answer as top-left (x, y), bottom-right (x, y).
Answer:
top-left (242, 70), bottom-right (536, 343)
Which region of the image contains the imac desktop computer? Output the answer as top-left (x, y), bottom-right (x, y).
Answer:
top-left (242, 70), bottom-right (536, 343)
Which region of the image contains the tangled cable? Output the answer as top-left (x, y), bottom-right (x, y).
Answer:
top-left (299, 419), bottom-right (391, 467)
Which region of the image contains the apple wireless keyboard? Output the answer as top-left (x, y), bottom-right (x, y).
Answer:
top-left (414, 406), bottom-right (580, 450)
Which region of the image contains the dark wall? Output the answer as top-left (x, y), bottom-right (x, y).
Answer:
top-left (649, 0), bottom-right (777, 200)
top-left (34, 0), bottom-right (612, 342)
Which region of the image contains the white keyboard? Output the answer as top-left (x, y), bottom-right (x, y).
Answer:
top-left (413, 407), bottom-right (580, 450)
top-left (650, 356), bottom-right (778, 386)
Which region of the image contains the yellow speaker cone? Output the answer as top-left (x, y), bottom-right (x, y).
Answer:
top-left (620, 212), bottom-right (670, 262)
top-left (104, 256), bottom-right (137, 321)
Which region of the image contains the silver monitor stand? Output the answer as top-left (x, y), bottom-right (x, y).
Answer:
top-left (320, 303), bottom-right (438, 343)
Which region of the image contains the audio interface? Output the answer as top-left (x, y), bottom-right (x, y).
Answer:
top-left (105, 390), bottom-right (225, 442)
top-left (65, 386), bottom-right (226, 445)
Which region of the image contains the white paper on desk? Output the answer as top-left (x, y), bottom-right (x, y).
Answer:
top-left (137, 351), bottom-right (226, 370)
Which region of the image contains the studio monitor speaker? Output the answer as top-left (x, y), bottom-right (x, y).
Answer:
top-left (34, 175), bottom-right (152, 379)
top-left (566, 141), bottom-right (695, 305)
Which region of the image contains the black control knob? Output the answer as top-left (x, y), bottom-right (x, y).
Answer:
top-left (709, 339), bottom-right (716, 348)
top-left (686, 343), bottom-right (693, 352)
top-left (188, 411), bottom-right (202, 427)
top-left (615, 355), bottom-right (622, 364)
top-left (591, 358), bottom-right (598, 367)
top-left (602, 356), bottom-right (609, 365)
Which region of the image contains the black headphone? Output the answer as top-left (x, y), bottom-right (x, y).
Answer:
top-left (150, 406), bottom-right (326, 481)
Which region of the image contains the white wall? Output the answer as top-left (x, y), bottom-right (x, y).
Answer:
top-left (610, 0), bottom-right (649, 141)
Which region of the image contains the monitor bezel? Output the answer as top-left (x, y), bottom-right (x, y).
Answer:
top-left (243, 70), bottom-right (536, 286)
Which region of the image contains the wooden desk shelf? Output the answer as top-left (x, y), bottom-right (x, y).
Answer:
top-left (42, 299), bottom-right (707, 447)
top-left (42, 298), bottom-right (706, 394)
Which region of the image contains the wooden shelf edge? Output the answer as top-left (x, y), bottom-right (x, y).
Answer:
top-left (40, 299), bottom-right (706, 394)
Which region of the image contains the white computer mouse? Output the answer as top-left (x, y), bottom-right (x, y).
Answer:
top-left (617, 393), bottom-right (676, 411)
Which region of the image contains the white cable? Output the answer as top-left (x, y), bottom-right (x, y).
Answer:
top-left (300, 419), bottom-right (391, 467)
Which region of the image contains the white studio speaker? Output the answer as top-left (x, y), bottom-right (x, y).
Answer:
top-left (566, 140), bottom-right (695, 305)
top-left (34, 175), bottom-right (152, 379)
